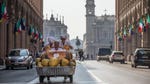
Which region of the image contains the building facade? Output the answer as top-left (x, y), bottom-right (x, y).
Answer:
top-left (0, 0), bottom-right (43, 64)
top-left (115, 0), bottom-right (150, 57)
top-left (43, 14), bottom-right (69, 45)
top-left (84, 0), bottom-right (115, 59)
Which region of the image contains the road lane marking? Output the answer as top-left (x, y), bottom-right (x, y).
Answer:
top-left (81, 62), bottom-right (108, 84)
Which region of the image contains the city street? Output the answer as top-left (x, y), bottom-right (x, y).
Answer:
top-left (0, 61), bottom-right (150, 84)
top-left (1, 0), bottom-right (150, 84)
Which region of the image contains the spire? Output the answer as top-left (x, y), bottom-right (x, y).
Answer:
top-left (59, 15), bottom-right (62, 23)
top-left (50, 13), bottom-right (54, 21)
top-left (59, 15), bottom-right (61, 21)
top-left (62, 16), bottom-right (64, 24)
top-left (104, 9), bottom-right (107, 15)
top-left (46, 14), bottom-right (48, 20)
top-left (56, 14), bottom-right (58, 21)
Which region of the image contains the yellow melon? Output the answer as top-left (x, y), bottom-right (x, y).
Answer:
top-left (40, 53), bottom-right (46, 59)
top-left (37, 62), bottom-right (43, 67)
top-left (49, 58), bottom-right (60, 67)
top-left (69, 59), bottom-right (76, 66)
top-left (36, 58), bottom-right (41, 65)
top-left (41, 59), bottom-right (49, 66)
top-left (64, 45), bottom-right (70, 50)
top-left (61, 58), bottom-right (69, 66)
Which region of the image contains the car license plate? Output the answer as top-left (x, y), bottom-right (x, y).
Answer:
top-left (142, 56), bottom-right (148, 59)
top-left (14, 63), bottom-right (19, 65)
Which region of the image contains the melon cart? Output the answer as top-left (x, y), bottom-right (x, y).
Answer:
top-left (36, 66), bottom-right (75, 83)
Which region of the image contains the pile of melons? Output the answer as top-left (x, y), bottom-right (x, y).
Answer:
top-left (36, 52), bottom-right (76, 67)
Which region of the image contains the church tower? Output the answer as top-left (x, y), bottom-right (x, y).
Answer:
top-left (85, 0), bottom-right (95, 57)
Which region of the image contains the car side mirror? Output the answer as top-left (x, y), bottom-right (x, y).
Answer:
top-left (29, 53), bottom-right (32, 56)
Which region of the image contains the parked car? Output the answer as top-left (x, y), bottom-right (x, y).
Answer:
top-left (109, 51), bottom-right (125, 64)
top-left (5, 49), bottom-right (33, 69)
top-left (131, 48), bottom-right (150, 68)
top-left (97, 48), bottom-right (111, 61)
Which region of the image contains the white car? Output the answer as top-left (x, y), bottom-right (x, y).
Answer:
top-left (109, 51), bottom-right (125, 64)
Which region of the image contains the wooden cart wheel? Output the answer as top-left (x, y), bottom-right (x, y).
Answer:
top-left (70, 75), bottom-right (73, 83)
top-left (39, 76), bottom-right (45, 83)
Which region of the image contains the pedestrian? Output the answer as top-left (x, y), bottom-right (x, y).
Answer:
top-left (86, 54), bottom-right (89, 60)
top-left (59, 35), bottom-right (73, 50)
top-left (78, 49), bottom-right (84, 61)
top-left (91, 54), bottom-right (93, 60)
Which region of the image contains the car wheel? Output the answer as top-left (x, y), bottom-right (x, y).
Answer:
top-left (11, 67), bottom-right (14, 70)
top-left (134, 64), bottom-right (137, 68)
top-left (30, 64), bottom-right (33, 69)
top-left (131, 64), bottom-right (134, 67)
top-left (122, 60), bottom-right (125, 64)
top-left (120, 61), bottom-right (122, 64)
top-left (120, 60), bottom-right (125, 64)
top-left (27, 66), bottom-right (30, 69)
top-left (5, 66), bottom-right (9, 70)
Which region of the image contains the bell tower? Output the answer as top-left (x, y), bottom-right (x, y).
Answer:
top-left (85, 0), bottom-right (95, 16)
top-left (85, 0), bottom-right (95, 58)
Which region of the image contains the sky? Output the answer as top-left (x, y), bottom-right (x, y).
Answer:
top-left (43, 0), bottom-right (115, 40)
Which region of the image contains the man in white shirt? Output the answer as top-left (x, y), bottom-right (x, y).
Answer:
top-left (59, 36), bottom-right (73, 49)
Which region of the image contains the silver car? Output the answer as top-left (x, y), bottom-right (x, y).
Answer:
top-left (5, 49), bottom-right (33, 69)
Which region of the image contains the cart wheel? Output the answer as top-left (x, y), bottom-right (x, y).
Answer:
top-left (47, 76), bottom-right (50, 81)
top-left (70, 75), bottom-right (73, 83)
top-left (39, 76), bottom-right (44, 83)
top-left (63, 76), bottom-right (67, 83)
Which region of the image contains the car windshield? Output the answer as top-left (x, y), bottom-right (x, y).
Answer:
top-left (114, 52), bottom-right (123, 55)
top-left (20, 50), bottom-right (28, 56)
top-left (9, 50), bottom-right (20, 56)
top-left (9, 50), bottom-right (28, 56)
top-left (137, 50), bottom-right (150, 56)
top-left (98, 48), bottom-right (111, 56)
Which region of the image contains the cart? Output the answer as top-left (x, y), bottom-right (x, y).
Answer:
top-left (36, 66), bottom-right (75, 83)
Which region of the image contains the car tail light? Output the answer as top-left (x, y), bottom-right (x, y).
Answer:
top-left (112, 55), bottom-right (115, 58)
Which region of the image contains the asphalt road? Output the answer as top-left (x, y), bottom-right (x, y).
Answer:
top-left (82, 60), bottom-right (150, 84)
top-left (0, 67), bottom-right (37, 84)
top-left (0, 61), bottom-right (150, 84)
